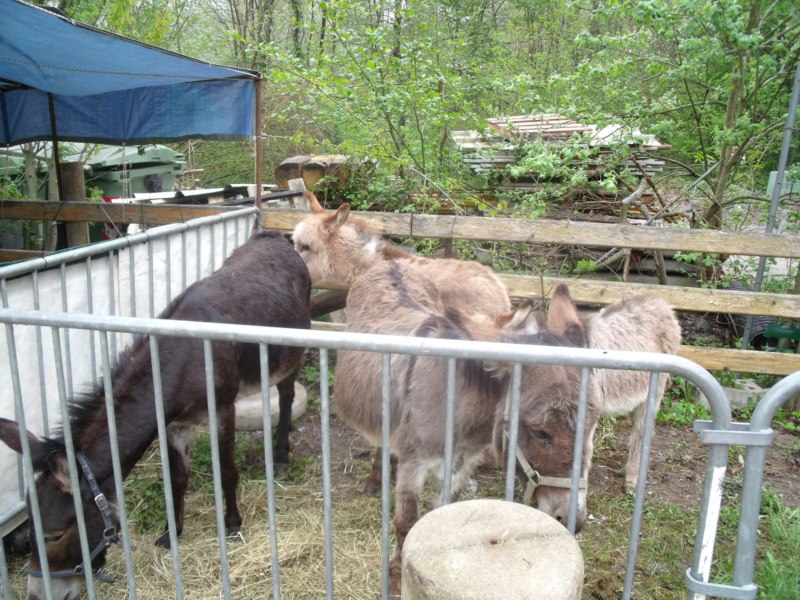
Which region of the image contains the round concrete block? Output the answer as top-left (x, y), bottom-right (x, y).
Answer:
top-left (402, 499), bottom-right (583, 600)
top-left (234, 382), bottom-right (307, 431)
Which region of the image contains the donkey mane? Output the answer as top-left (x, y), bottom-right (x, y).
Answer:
top-left (337, 211), bottom-right (411, 260)
top-left (58, 340), bottom-right (145, 442)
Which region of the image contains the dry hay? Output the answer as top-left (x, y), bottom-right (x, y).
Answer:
top-left (112, 462), bottom-right (384, 599)
top-left (5, 451), bottom-right (387, 599)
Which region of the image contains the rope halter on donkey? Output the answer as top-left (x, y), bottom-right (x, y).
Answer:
top-left (28, 452), bottom-right (122, 584)
top-left (502, 385), bottom-right (587, 506)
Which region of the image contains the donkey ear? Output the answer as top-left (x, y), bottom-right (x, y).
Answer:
top-left (548, 284), bottom-right (587, 347)
top-left (547, 284), bottom-right (579, 330)
top-left (0, 417), bottom-right (52, 471)
top-left (321, 203), bottom-right (351, 235)
top-left (495, 300), bottom-right (539, 334)
top-left (303, 190), bottom-right (325, 213)
top-left (48, 455), bottom-right (73, 493)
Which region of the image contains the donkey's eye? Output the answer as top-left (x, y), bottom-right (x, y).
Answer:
top-left (297, 243), bottom-right (311, 253)
top-left (531, 430), bottom-right (552, 445)
top-left (44, 532), bottom-right (65, 544)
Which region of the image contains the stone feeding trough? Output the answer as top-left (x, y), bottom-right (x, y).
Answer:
top-left (234, 382), bottom-right (308, 431)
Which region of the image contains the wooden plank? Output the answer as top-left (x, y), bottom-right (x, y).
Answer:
top-left (0, 200), bottom-right (241, 226)
top-left (499, 275), bottom-right (800, 319)
top-left (3, 202), bottom-right (798, 260)
top-left (0, 249), bottom-right (47, 263)
top-left (406, 214), bottom-right (800, 259)
top-left (261, 209), bottom-right (800, 259)
top-left (313, 274), bottom-right (796, 319)
top-left (677, 346), bottom-right (800, 376)
top-left (309, 321), bottom-right (800, 376)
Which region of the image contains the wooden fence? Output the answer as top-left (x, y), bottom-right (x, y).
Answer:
top-left (1, 200), bottom-right (798, 375)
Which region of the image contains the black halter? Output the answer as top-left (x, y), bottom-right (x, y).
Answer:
top-left (28, 451), bottom-right (120, 584)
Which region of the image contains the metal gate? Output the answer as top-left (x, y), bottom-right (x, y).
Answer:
top-left (0, 212), bottom-right (797, 600)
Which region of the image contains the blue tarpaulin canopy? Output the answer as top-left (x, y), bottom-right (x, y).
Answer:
top-left (0, 0), bottom-right (261, 146)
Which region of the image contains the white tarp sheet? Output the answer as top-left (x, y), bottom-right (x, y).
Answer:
top-left (1, 215), bottom-right (255, 519)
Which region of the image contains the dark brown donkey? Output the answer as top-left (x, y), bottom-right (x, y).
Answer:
top-left (334, 266), bottom-right (599, 594)
top-left (0, 229), bottom-right (311, 600)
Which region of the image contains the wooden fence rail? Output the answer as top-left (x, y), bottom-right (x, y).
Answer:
top-left (2, 200), bottom-right (798, 375)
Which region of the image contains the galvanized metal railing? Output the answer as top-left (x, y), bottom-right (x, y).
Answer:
top-left (0, 208), bottom-right (259, 542)
top-left (687, 370), bottom-right (800, 600)
top-left (0, 306), bottom-right (750, 600)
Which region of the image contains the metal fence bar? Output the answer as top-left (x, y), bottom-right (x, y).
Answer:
top-left (59, 264), bottom-right (74, 398)
top-left (148, 239), bottom-right (155, 318)
top-left (3, 319), bottom-right (54, 599)
top-left (0, 308), bottom-right (729, 395)
top-left (195, 227), bottom-right (201, 284)
top-left (0, 279), bottom-right (26, 509)
top-left (202, 339), bottom-right (232, 599)
top-left (0, 530), bottom-right (10, 599)
top-left (106, 250), bottom-right (117, 357)
top-left (623, 371), bottom-right (661, 599)
top-left (129, 242), bottom-right (137, 317)
top-left (210, 221), bottom-right (217, 272)
top-left (148, 336), bottom-right (184, 600)
top-left (51, 327), bottom-right (99, 599)
top-left (441, 357), bottom-right (457, 504)
top-left (180, 231), bottom-right (187, 293)
top-left (259, 343), bottom-right (282, 600)
top-left (98, 332), bottom-right (137, 598)
top-left (733, 372), bottom-right (800, 591)
top-left (0, 208), bottom-right (260, 280)
top-left (381, 352), bottom-right (392, 600)
top-left (32, 271), bottom-right (49, 437)
top-left (567, 367), bottom-right (591, 534)
top-left (504, 363), bottom-right (523, 502)
top-left (222, 219), bottom-right (228, 263)
top-left (84, 257), bottom-right (97, 378)
top-left (165, 235), bottom-right (172, 304)
top-left (319, 348), bottom-right (335, 599)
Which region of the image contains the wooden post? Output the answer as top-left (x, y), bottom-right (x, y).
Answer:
top-left (288, 178), bottom-right (308, 210)
top-left (61, 161), bottom-right (90, 246)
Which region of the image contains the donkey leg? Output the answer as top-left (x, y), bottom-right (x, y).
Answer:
top-left (364, 449), bottom-right (398, 495)
top-left (625, 402), bottom-right (648, 492)
top-left (218, 402), bottom-right (243, 537)
top-left (389, 459), bottom-right (426, 596)
top-left (625, 381), bottom-right (667, 492)
top-left (156, 425), bottom-right (195, 548)
top-left (274, 370), bottom-right (298, 474)
top-left (446, 451), bottom-right (484, 504)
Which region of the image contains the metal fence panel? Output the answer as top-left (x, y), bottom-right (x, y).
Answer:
top-left (0, 306), bottom-right (767, 599)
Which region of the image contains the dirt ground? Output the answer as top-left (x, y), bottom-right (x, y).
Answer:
top-left (291, 404), bottom-right (800, 512)
top-left (289, 405), bottom-right (800, 598)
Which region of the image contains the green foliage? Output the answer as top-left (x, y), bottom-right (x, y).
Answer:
top-left (756, 488), bottom-right (800, 599)
top-left (574, 259), bottom-right (597, 275)
top-left (563, 0), bottom-right (799, 227)
top-left (659, 377), bottom-right (712, 426)
top-left (0, 176), bottom-right (24, 200)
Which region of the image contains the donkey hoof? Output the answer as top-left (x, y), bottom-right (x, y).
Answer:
top-left (388, 566), bottom-right (401, 597)
top-left (226, 529), bottom-right (245, 544)
top-left (363, 478), bottom-right (381, 495)
top-left (274, 461), bottom-right (289, 478)
top-left (154, 531), bottom-right (172, 549)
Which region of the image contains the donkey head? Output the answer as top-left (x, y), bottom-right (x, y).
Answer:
top-left (0, 418), bottom-right (119, 600)
top-left (293, 190), bottom-right (398, 286)
top-left (491, 285), bottom-right (599, 531)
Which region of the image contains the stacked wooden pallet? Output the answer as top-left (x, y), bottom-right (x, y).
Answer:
top-left (453, 114), bottom-right (669, 181)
